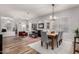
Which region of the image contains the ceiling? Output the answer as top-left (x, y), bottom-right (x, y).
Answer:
top-left (0, 4), bottom-right (78, 20)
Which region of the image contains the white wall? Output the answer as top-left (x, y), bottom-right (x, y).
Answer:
top-left (55, 6), bottom-right (79, 32)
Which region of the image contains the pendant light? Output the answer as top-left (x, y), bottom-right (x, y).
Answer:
top-left (52, 4), bottom-right (55, 21)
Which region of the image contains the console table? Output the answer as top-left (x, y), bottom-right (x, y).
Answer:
top-left (73, 36), bottom-right (79, 54)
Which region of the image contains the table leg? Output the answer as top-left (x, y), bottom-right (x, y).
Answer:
top-left (51, 39), bottom-right (54, 49)
top-left (73, 37), bottom-right (76, 54)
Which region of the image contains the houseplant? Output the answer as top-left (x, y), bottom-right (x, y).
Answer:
top-left (75, 28), bottom-right (79, 36)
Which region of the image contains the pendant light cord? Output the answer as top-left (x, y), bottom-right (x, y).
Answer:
top-left (52, 4), bottom-right (55, 20)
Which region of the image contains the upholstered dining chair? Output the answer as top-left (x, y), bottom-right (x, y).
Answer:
top-left (40, 31), bottom-right (52, 49)
top-left (57, 32), bottom-right (63, 47)
top-left (51, 31), bottom-right (55, 34)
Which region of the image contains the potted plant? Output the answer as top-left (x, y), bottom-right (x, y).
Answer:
top-left (75, 28), bottom-right (79, 36)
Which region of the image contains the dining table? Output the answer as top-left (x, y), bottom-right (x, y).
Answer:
top-left (48, 32), bottom-right (58, 49)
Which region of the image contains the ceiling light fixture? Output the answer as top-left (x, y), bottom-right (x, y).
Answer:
top-left (52, 4), bottom-right (55, 21)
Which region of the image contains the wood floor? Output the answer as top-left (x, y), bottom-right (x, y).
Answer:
top-left (3, 36), bottom-right (40, 54)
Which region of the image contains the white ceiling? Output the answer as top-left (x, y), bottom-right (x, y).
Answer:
top-left (0, 4), bottom-right (78, 19)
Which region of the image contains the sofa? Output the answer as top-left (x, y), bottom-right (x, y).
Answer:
top-left (19, 31), bottom-right (28, 37)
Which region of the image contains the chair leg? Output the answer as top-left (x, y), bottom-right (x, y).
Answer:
top-left (57, 39), bottom-right (62, 47)
top-left (46, 43), bottom-right (48, 49)
top-left (56, 38), bottom-right (58, 47)
top-left (59, 39), bottom-right (62, 45)
top-left (57, 42), bottom-right (58, 47)
top-left (61, 39), bottom-right (62, 42)
top-left (41, 41), bottom-right (43, 46)
top-left (59, 41), bottom-right (61, 45)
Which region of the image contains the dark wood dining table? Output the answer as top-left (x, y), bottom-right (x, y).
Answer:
top-left (48, 33), bottom-right (58, 49)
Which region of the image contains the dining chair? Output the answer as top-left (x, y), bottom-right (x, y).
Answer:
top-left (57, 32), bottom-right (63, 47)
top-left (41, 31), bottom-right (52, 49)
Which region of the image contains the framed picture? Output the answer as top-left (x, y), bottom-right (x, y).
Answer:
top-left (32, 24), bottom-right (37, 30)
top-left (38, 23), bottom-right (44, 29)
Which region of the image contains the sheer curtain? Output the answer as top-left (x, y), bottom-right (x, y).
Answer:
top-left (55, 17), bottom-right (69, 32)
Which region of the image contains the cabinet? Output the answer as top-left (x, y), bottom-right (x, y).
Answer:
top-left (73, 36), bottom-right (79, 54)
top-left (0, 34), bottom-right (2, 54)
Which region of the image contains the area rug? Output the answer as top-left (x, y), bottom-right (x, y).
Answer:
top-left (28, 40), bottom-right (73, 54)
